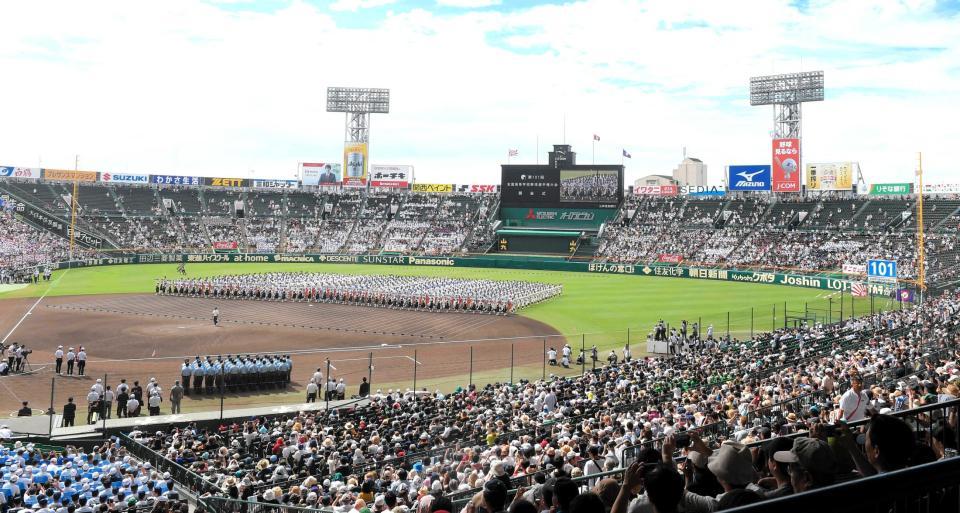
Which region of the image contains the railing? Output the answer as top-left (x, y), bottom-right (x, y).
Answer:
top-left (199, 495), bottom-right (321, 513)
top-left (723, 455), bottom-right (960, 513)
top-left (118, 432), bottom-right (221, 498)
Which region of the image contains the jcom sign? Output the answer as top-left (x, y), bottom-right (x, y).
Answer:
top-left (772, 139), bottom-right (801, 192)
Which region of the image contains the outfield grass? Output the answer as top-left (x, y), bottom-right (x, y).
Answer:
top-left (0, 263), bottom-right (901, 349)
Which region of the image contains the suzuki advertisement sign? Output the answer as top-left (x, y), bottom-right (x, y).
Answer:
top-left (100, 172), bottom-right (149, 184)
top-left (727, 165), bottom-right (771, 191)
top-left (772, 138), bottom-right (801, 192)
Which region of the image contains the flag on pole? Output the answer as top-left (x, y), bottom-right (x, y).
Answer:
top-left (593, 134), bottom-right (600, 141)
top-left (508, 149), bottom-right (518, 157)
top-left (622, 149), bottom-right (632, 158)
top-left (851, 282), bottom-right (867, 297)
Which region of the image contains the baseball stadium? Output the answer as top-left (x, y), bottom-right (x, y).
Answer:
top-left (1, 3), bottom-right (959, 513)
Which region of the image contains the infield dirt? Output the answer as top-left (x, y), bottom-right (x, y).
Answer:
top-left (0, 294), bottom-right (564, 416)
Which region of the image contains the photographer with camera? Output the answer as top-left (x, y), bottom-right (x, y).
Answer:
top-left (14, 345), bottom-right (31, 373)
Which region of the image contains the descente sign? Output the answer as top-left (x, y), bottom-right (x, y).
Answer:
top-left (51, 253), bottom-right (900, 297)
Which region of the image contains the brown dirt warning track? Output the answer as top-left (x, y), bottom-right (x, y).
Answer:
top-left (0, 294), bottom-right (562, 415)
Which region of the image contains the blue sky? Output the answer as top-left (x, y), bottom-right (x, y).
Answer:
top-left (0, 0), bottom-right (958, 185)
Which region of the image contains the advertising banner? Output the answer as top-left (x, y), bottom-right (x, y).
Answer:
top-left (302, 163), bottom-right (341, 186)
top-left (343, 142), bottom-right (368, 187)
top-left (151, 175), bottom-right (203, 186)
top-left (457, 184), bottom-right (500, 193)
top-left (212, 241), bottom-right (238, 250)
top-left (500, 207), bottom-right (614, 229)
top-left (842, 263), bottom-right (866, 275)
top-left (100, 172), bottom-right (149, 184)
top-left (658, 254), bottom-right (683, 264)
top-left (205, 177), bottom-right (249, 187)
top-left (771, 138), bottom-right (801, 192)
top-left (252, 179), bottom-right (299, 189)
top-left (369, 165), bottom-right (411, 189)
top-left (681, 185), bottom-right (725, 196)
top-left (43, 169), bottom-right (97, 182)
top-left (14, 202), bottom-right (103, 248)
top-left (922, 184), bottom-right (960, 194)
top-left (869, 183), bottom-right (913, 195)
top-left (0, 167), bottom-right (42, 180)
top-left (634, 184), bottom-right (678, 196)
top-left (412, 183), bottom-right (453, 194)
top-left (806, 162), bottom-right (854, 191)
top-left (727, 165), bottom-right (771, 191)
top-left (52, 252), bottom-right (892, 296)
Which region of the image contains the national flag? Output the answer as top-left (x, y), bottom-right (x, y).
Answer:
top-left (851, 282), bottom-right (867, 297)
top-left (508, 149), bottom-right (518, 157)
top-left (622, 149), bottom-right (632, 158)
top-left (593, 134), bottom-right (600, 141)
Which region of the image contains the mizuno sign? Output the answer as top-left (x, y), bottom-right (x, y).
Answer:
top-left (728, 165), bottom-right (771, 191)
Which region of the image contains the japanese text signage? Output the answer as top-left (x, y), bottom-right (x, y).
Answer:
top-left (151, 175), bottom-right (202, 186)
top-left (369, 165), bottom-right (411, 189)
top-left (771, 138), bottom-right (801, 192)
top-left (44, 169), bottom-right (97, 182)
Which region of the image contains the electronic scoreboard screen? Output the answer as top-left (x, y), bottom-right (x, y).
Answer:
top-left (501, 165), bottom-right (623, 209)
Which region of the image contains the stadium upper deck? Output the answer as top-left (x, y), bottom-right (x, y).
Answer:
top-left (0, 179), bottom-right (956, 285)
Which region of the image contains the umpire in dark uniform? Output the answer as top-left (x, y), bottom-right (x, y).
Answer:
top-left (62, 397), bottom-right (77, 427)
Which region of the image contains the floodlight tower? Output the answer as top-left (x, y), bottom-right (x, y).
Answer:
top-left (749, 71), bottom-right (824, 139)
top-left (326, 87), bottom-right (390, 143)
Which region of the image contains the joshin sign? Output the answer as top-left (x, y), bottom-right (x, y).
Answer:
top-left (772, 138), bottom-right (801, 192)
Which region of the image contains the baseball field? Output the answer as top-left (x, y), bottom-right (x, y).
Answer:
top-left (0, 263), bottom-right (895, 416)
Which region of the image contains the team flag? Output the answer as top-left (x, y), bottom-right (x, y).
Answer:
top-left (622, 149), bottom-right (632, 158)
top-left (593, 134), bottom-right (600, 141)
top-left (508, 149), bottom-right (518, 157)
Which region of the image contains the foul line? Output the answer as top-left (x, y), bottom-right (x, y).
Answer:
top-left (1, 270), bottom-right (69, 346)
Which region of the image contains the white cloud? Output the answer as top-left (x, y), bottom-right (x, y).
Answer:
top-left (0, 0), bottom-right (957, 185)
top-left (329, 0), bottom-right (395, 12)
top-left (435, 0), bottom-right (502, 8)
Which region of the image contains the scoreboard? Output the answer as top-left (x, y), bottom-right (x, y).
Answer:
top-left (501, 165), bottom-right (624, 210)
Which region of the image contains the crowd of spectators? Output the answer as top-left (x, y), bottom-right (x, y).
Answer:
top-left (130, 290), bottom-right (960, 512)
top-left (0, 212), bottom-right (79, 281)
top-left (596, 195), bottom-right (960, 283)
top-left (0, 441), bottom-right (189, 513)
top-left (4, 182), bottom-right (959, 284)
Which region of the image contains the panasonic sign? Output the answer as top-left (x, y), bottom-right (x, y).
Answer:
top-left (728, 165), bottom-right (771, 191)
